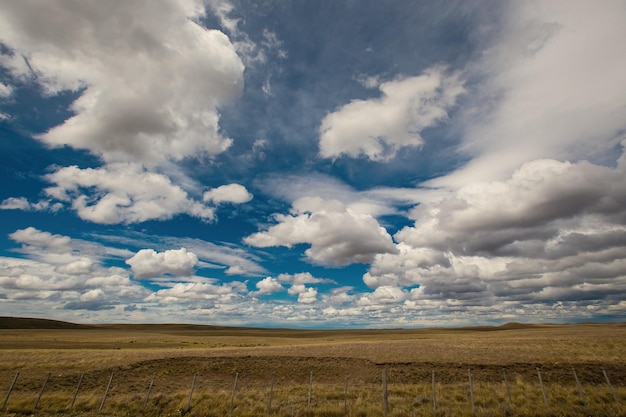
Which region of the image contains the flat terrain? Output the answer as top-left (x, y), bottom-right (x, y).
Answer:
top-left (1, 317), bottom-right (625, 416)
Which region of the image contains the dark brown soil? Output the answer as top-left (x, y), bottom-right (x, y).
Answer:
top-left (5, 356), bottom-right (624, 397)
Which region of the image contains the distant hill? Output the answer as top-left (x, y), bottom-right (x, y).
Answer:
top-left (1, 316), bottom-right (621, 331)
top-left (0, 316), bottom-right (91, 329)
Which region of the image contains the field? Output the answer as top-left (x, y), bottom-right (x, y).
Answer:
top-left (0, 318), bottom-right (625, 416)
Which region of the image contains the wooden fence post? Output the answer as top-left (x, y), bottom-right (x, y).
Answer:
top-left (186, 372), bottom-right (197, 411)
top-left (602, 368), bottom-right (620, 406)
top-left (2, 371), bottom-right (19, 410)
top-left (382, 369), bottom-right (389, 416)
top-left (267, 374), bottom-right (275, 414)
top-left (536, 368), bottom-right (548, 406)
top-left (502, 369), bottom-right (512, 409)
top-left (344, 375), bottom-right (349, 416)
top-left (230, 372), bottom-right (239, 413)
top-left (572, 368), bottom-right (587, 407)
top-left (99, 371), bottom-right (114, 412)
top-left (307, 371), bottom-right (313, 408)
top-left (468, 368), bottom-right (475, 414)
top-left (69, 373), bottom-right (84, 411)
top-left (34, 372), bottom-right (51, 409)
top-left (143, 372), bottom-right (156, 410)
top-left (432, 370), bottom-right (437, 412)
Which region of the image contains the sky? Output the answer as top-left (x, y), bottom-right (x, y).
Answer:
top-left (1, 0), bottom-right (625, 328)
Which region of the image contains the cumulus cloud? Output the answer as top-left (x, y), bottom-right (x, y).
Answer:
top-left (1, 228), bottom-right (150, 315)
top-left (0, 0), bottom-right (243, 166)
top-left (398, 158), bottom-right (626, 256)
top-left (44, 163), bottom-right (214, 224)
top-left (64, 289), bottom-right (115, 311)
top-left (126, 248), bottom-right (199, 279)
top-left (296, 287), bottom-right (318, 304)
top-left (0, 1), bottom-right (252, 228)
top-left (362, 154), bottom-right (626, 318)
top-left (254, 277), bottom-right (284, 295)
top-left (10, 227), bottom-right (72, 254)
top-left (251, 272), bottom-right (332, 302)
top-left (244, 197), bottom-right (397, 266)
top-left (358, 286), bottom-right (407, 306)
top-left (146, 280), bottom-right (248, 306)
top-left (357, 1), bottom-right (626, 324)
top-left (96, 232), bottom-right (267, 277)
top-left (285, 282), bottom-right (318, 304)
top-left (203, 184), bottom-right (253, 204)
top-left (319, 67), bottom-right (464, 161)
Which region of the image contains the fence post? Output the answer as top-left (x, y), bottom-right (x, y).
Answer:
top-left (502, 369), bottom-right (512, 409)
top-left (69, 373), bottom-right (84, 411)
top-left (468, 368), bottom-right (475, 414)
top-left (99, 371), bottom-right (114, 412)
top-left (186, 372), bottom-right (197, 411)
top-left (432, 370), bottom-right (437, 412)
top-left (308, 371), bottom-right (313, 408)
top-left (344, 375), bottom-right (349, 416)
top-left (230, 372), bottom-right (239, 413)
top-left (602, 368), bottom-right (620, 406)
top-left (267, 374), bottom-right (275, 414)
top-left (536, 368), bottom-right (548, 406)
top-left (143, 372), bottom-right (156, 410)
top-left (382, 369), bottom-right (389, 416)
top-left (34, 372), bottom-right (51, 409)
top-left (572, 368), bottom-right (587, 407)
top-left (2, 371), bottom-right (19, 410)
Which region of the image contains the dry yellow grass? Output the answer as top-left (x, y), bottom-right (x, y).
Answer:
top-left (0, 321), bottom-right (625, 416)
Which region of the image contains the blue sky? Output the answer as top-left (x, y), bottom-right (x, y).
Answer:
top-left (1, 0), bottom-right (626, 328)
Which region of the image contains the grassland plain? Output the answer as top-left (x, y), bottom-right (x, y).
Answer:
top-left (0, 318), bottom-right (625, 416)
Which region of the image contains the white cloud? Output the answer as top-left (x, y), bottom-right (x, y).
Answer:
top-left (277, 272), bottom-right (335, 286)
top-left (0, 197), bottom-right (63, 212)
top-left (126, 248), bottom-right (199, 279)
top-left (55, 257), bottom-right (95, 276)
top-left (358, 286), bottom-right (407, 306)
top-left (2, 197), bottom-right (34, 211)
top-left (0, 1), bottom-right (260, 228)
top-left (95, 232), bottom-right (268, 277)
top-left (0, 82), bottom-right (13, 98)
top-left (10, 227), bottom-right (72, 253)
top-left (398, 158), bottom-right (626, 255)
top-left (203, 184), bottom-right (253, 204)
top-left (146, 280), bottom-right (247, 305)
top-left (1, 227), bottom-right (151, 315)
top-left (256, 173), bottom-right (451, 224)
top-left (0, 0), bottom-right (243, 166)
top-left (254, 277), bottom-right (284, 295)
top-left (244, 197), bottom-right (397, 266)
top-left (207, 0), bottom-right (264, 66)
top-left (428, 1), bottom-right (626, 189)
top-left (362, 154), bottom-right (626, 316)
top-left (297, 287), bottom-right (318, 304)
top-left (44, 163), bottom-right (214, 224)
top-left (319, 67), bottom-right (464, 161)
top-left (9, 227), bottom-right (133, 262)
top-left (287, 283), bottom-right (306, 296)
top-left (354, 1), bottom-right (626, 324)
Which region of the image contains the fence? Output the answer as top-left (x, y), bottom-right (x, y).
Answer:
top-left (1, 363), bottom-right (624, 416)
